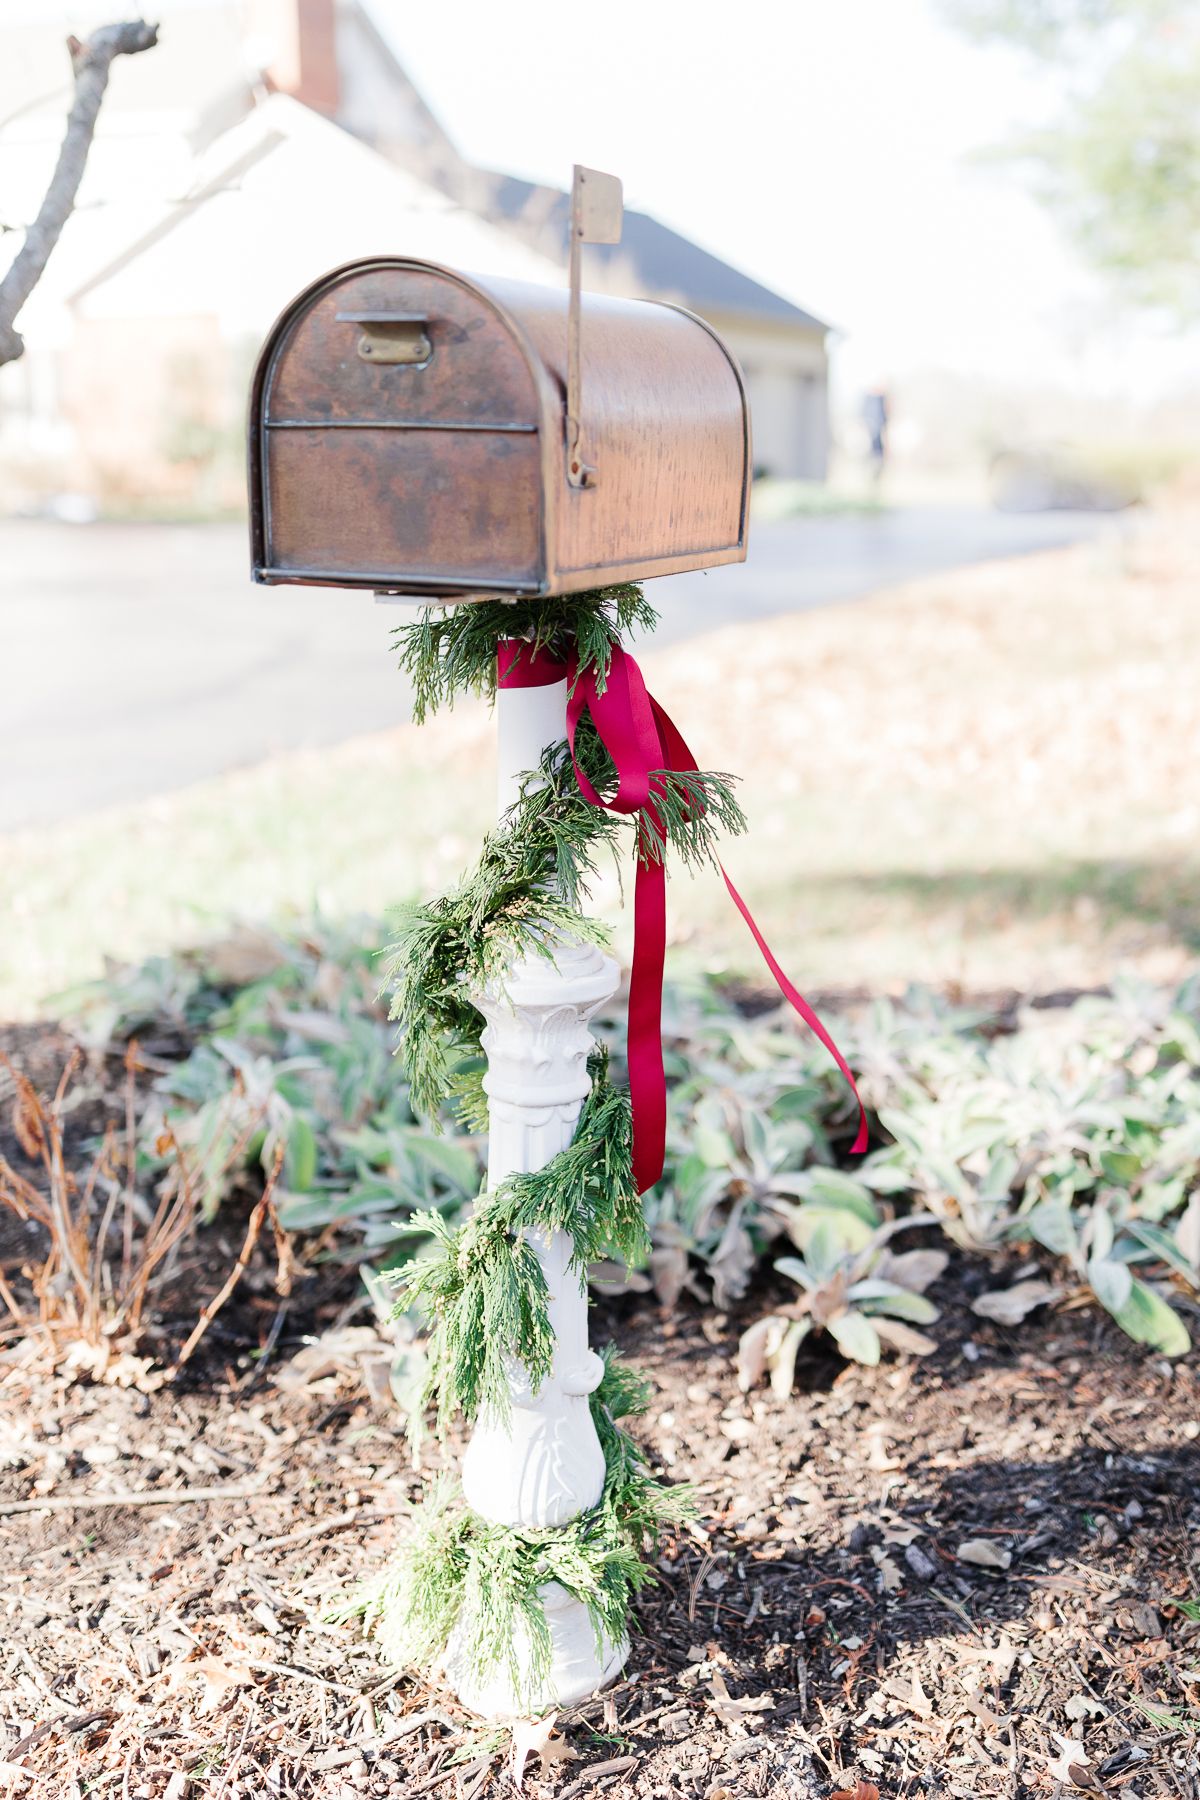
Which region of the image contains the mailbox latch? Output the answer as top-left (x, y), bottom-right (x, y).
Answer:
top-left (337, 311), bottom-right (432, 365)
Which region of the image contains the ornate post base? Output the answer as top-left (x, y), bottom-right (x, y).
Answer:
top-left (446, 1582), bottom-right (628, 1718)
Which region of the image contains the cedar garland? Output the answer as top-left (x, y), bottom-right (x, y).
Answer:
top-left (396, 1058), bottom-right (645, 1441)
top-left (341, 1353), bottom-right (691, 1704)
top-left (366, 587), bottom-right (746, 1695)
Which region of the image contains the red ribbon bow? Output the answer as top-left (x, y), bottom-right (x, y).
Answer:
top-left (497, 638), bottom-right (868, 1192)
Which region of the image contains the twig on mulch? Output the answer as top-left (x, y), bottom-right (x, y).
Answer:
top-left (0, 1481), bottom-right (265, 1516)
top-left (252, 1505), bottom-right (407, 1552)
top-left (558, 1757), bottom-right (640, 1798)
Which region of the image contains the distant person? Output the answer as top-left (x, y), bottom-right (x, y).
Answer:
top-left (862, 387), bottom-right (890, 482)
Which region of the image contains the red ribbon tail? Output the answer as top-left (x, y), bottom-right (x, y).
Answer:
top-left (629, 855), bottom-right (668, 1194)
top-left (719, 864), bottom-right (869, 1155)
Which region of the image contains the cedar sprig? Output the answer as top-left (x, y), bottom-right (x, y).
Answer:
top-left (398, 1203), bottom-right (555, 1441)
top-left (340, 1352), bottom-right (692, 1702)
top-left (396, 584), bottom-right (659, 724)
top-left (637, 768), bottom-right (747, 872)
top-left (394, 1062), bottom-right (646, 1439)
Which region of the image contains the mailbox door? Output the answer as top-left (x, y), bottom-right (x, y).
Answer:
top-left (480, 280), bottom-right (749, 592)
top-left (254, 263), bottom-right (549, 593)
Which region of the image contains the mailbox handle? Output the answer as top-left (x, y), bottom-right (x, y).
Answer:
top-left (337, 311), bottom-right (432, 366)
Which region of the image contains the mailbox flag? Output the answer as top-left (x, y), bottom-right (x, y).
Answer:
top-left (572, 165), bottom-right (623, 245)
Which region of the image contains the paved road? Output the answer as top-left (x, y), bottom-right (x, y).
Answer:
top-left (1, 507), bottom-right (1108, 831)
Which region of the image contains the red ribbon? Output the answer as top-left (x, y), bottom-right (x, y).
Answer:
top-left (497, 639), bottom-right (868, 1191)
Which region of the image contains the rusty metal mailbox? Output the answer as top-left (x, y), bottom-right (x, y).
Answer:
top-left (248, 246), bottom-right (750, 601)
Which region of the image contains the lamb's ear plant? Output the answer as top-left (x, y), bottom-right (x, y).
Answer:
top-left (863, 977), bottom-right (1200, 1355)
top-left (66, 904), bottom-right (1200, 1413)
top-left (737, 1197), bottom-right (947, 1395)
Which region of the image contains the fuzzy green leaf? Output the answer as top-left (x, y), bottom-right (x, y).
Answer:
top-left (1088, 1255), bottom-right (1133, 1316)
top-left (1109, 1277), bottom-right (1190, 1357)
top-left (828, 1310), bottom-right (882, 1365)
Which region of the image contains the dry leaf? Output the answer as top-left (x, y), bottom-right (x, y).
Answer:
top-left (972, 1279), bottom-right (1059, 1325)
top-left (205, 925), bottom-right (289, 985)
top-left (863, 1425), bottom-right (902, 1472)
top-left (890, 1670), bottom-right (934, 1719)
top-left (1046, 1734), bottom-right (1097, 1788)
top-left (871, 1317), bottom-right (938, 1356)
top-left (587, 1258), bottom-right (652, 1295)
top-left (736, 1316), bottom-right (775, 1392)
top-left (59, 1339), bottom-right (166, 1393)
top-left (875, 1248), bottom-right (949, 1292)
top-left (706, 1669), bottom-right (775, 1734)
top-left (650, 1236), bottom-right (690, 1310)
top-left (1175, 1192), bottom-right (1200, 1269)
top-left (274, 1326), bottom-right (392, 1394)
top-left (878, 1510), bottom-right (922, 1547)
top-left (956, 1634), bottom-right (1017, 1683)
top-left (956, 1538), bottom-right (1012, 1570)
top-left (709, 1202), bottom-right (757, 1308)
top-left (830, 1783), bottom-right (880, 1800)
top-left (870, 1545), bottom-right (903, 1591)
top-left (511, 1713), bottom-right (577, 1787)
top-left (188, 1654), bottom-right (257, 1714)
top-left (963, 1684), bottom-right (1008, 1732)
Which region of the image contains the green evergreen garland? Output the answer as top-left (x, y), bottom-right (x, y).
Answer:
top-left (364, 588), bottom-right (745, 1698)
top-left (385, 590), bottom-right (746, 1129)
top-left (342, 1356), bottom-right (692, 1705)
top-left (396, 583), bottom-right (658, 723)
top-left (396, 1058), bottom-right (646, 1441)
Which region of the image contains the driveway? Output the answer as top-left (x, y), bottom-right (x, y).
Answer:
top-left (1, 507), bottom-right (1108, 831)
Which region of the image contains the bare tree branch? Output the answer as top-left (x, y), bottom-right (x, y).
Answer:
top-left (0, 19), bottom-right (159, 367)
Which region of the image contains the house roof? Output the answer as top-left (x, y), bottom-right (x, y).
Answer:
top-left (481, 172), bottom-right (830, 334)
top-left (0, 1), bottom-right (827, 342)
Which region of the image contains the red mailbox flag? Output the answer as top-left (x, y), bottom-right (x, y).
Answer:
top-left (498, 640), bottom-right (868, 1194)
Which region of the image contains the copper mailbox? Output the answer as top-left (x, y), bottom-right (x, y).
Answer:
top-left (248, 257), bottom-right (750, 600)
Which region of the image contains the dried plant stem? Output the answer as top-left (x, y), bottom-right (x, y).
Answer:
top-left (88, 1130), bottom-right (122, 1335)
top-left (0, 1051), bottom-right (290, 1375)
top-left (122, 1039), bottom-right (139, 1294)
top-left (0, 1266), bottom-right (25, 1326)
top-left (172, 1144), bottom-right (285, 1371)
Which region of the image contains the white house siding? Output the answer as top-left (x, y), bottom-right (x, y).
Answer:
top-left (711, 316), bottom-right (830, 481)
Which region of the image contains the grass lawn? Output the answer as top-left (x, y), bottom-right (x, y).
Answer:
top-left (3, 508), bottom-right (1198, 1019)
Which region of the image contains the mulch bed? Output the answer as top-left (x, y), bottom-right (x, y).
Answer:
top-left (1, 1021), bottom-right (1198, 1798)
top-left (1, 1245), bottom-right (1198, 1800)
